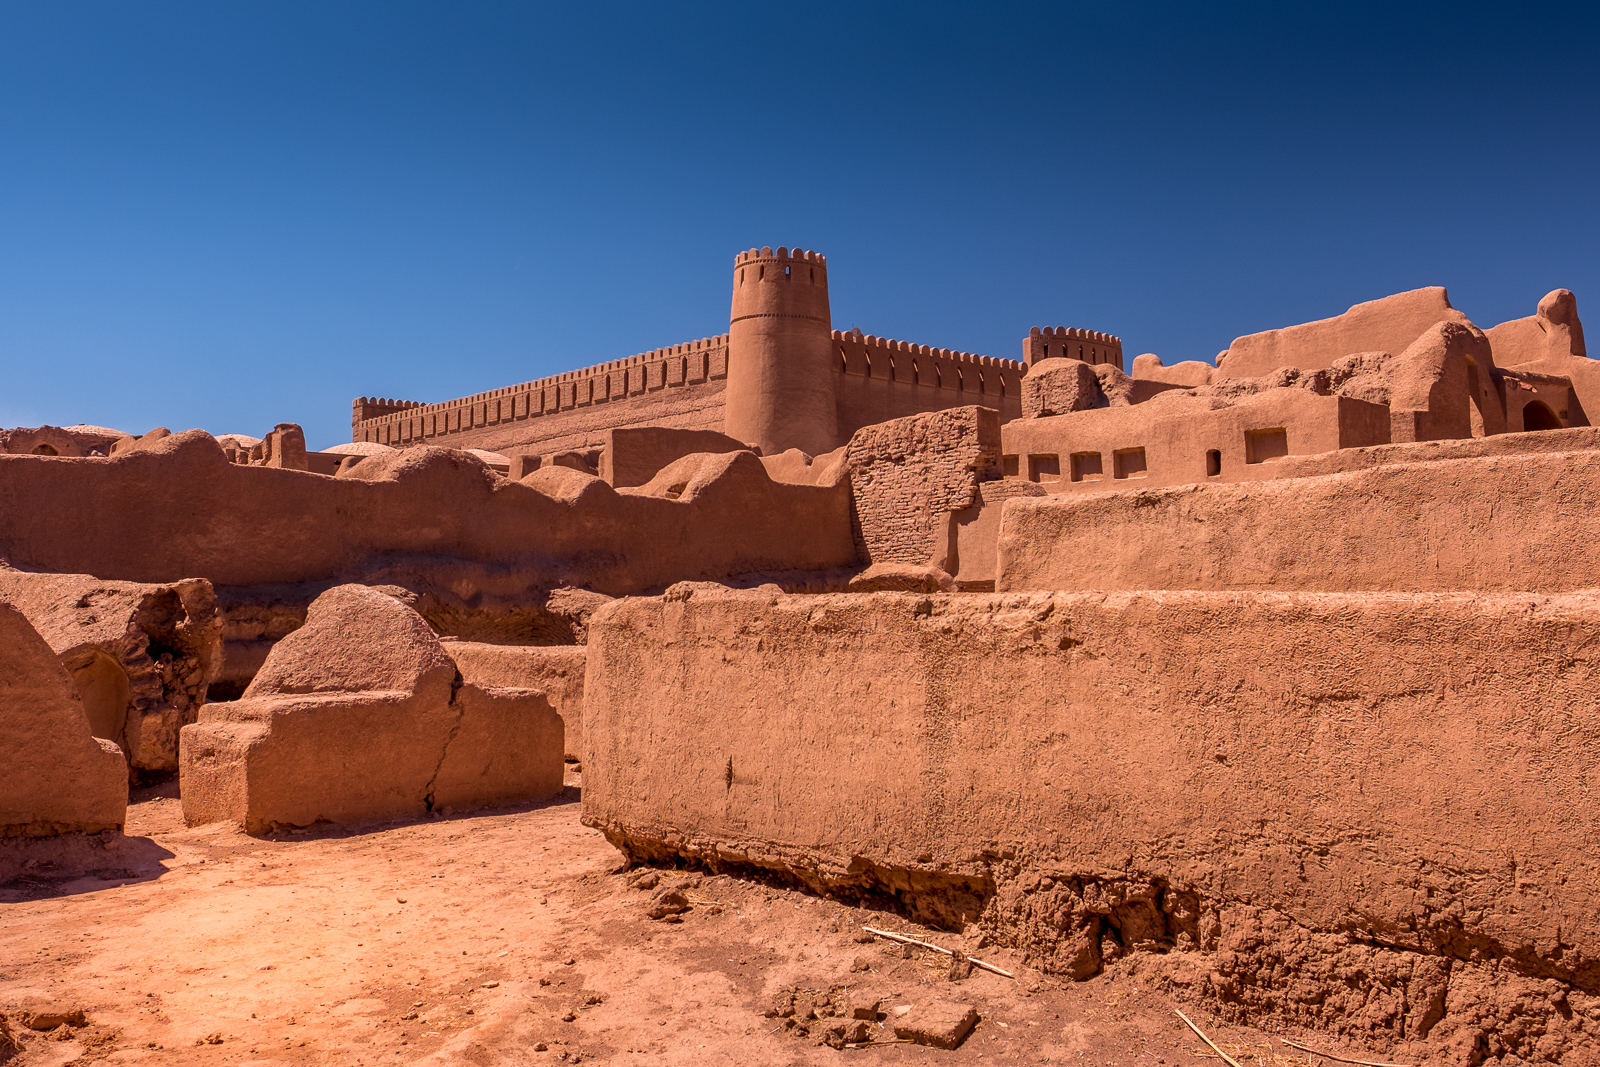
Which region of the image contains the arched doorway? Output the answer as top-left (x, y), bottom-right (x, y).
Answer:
top-left (1522, 400), bottom-right (1561, 432)
top-left (31, 443), bottom-right (58, 455)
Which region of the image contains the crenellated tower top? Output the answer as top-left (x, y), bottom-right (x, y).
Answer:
top-left (1023, 326), bottom-right (1124, 371)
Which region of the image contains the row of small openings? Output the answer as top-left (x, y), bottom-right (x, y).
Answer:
top-left (1001, 428), bottom-right (1292, 485)
top-left (1002, 448), bottom-right (1148, 481)
top-left (1040, 343), bottom-right (1111, 363)
top-left (738, 265), bottom-right (818, 284)
top-left (837, 348), bottom-right (1004, 396)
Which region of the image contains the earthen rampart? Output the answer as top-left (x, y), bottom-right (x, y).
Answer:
top-left (351, 335), bottom-right (732, 456)
top-left (833, 330), bottom-right (1024, 439)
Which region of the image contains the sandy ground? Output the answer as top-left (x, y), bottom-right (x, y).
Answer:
top-left (2, 771), bottom-right (1380, 1067)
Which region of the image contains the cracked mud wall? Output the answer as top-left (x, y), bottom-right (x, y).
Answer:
top-left (582, 589), bottom-right (1600, 1063)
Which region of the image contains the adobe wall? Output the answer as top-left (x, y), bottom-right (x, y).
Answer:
top-left (599, 426), bottom-right (750, 489)
top-left (833, 331), bottom-right (1023, 442)
top-left (997, 446), bottom-right (1600, 594)
top-left (351, 336), bottom-right (732, 458)
top-left (844, 406), bottom-right (1002, 564)
top-left (1022, 326), bottom-right (1122, 370)
top-left (1218, 286), bottom-right (1471, 378)
top-left (0, 431), bottom-right (856, 596)
top-left (1000, 388), bottom-right (1390, 491)
top-left (582, 588), bottom-right (1600, 1060)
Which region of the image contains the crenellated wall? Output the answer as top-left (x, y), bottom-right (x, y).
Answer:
top-left (350, 248), bottom-right (1064, 459)
top-left (350, 335), bottom-right (731, 457)
top-left (833, 330), bottom-right (1024, 439)
top-left (1022, 326), bottom-right (1123, 370)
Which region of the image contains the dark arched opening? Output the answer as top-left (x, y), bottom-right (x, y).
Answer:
top-left (32, 443), bottom-right (58, 455)
top-left (1523, 400), bottom-right (1561, 432)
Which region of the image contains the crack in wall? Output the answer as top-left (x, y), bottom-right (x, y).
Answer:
top-left (422, 672), bottom-right (467, 812)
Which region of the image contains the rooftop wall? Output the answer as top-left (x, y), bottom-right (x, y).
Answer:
top-left (1000, 389), bottom-right (1390, 491)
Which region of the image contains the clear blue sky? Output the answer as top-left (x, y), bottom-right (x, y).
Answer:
top-left (1, 2), bottom-right (1595, 449)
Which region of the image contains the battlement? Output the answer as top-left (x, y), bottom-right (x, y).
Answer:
top-left (734, 246), bottom-right (827, 266)
top-left (834, 329), bottom-right (1025, 399)
top-left (1024, 326), bottom-right (1124, 370)
top-left (351, 334), bottom-right (730, 447)
top-left (351, 397), bottom-right (424, 426)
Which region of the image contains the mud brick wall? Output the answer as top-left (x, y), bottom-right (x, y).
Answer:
top-left (845, 405), bottom-right (1002, 564)
top-left (998, 446), bottom-right (1600, 594)
top-left (352, 336), bottom-right (731, 459)
top-left (584, 589), bottom-right (1600, 1063)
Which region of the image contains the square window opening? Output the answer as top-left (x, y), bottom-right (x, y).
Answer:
top-left (1113, 447), bottom-right (1148, 479)
top-left (1245, 428), bottom-right (1289, 464)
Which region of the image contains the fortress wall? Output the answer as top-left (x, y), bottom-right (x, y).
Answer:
top-left (351, 335), bottom-right (732, 457)
top-left (833, 331), bottom-right (1023, 442)
top-left (997, 447), bottom-right (1600, 594)
top-left (0, 431), bottom-right (855, 594)
top-left (1022, 326), bottom-right (1123, 370)
top-left (583, 589), bottom-right (1600, 1057)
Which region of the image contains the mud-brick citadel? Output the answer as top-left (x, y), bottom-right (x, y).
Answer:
top-left (350, 245), bottom-right (1120, 469)
top-left (5, 243), bottom-right (1600, 1065)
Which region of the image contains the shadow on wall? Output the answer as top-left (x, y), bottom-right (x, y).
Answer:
top-left (0, 432), bottom-right (857, 595)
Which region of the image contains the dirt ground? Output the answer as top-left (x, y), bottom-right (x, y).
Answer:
top-left (2, 770), bottom-right (1391, 1067)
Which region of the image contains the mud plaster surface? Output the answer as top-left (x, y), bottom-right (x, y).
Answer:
top-left (0, 774), bottom-right (1388, 1067)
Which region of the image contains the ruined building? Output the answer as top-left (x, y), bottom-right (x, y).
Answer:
top-left (3, 245), bottom-right (1599, 1065)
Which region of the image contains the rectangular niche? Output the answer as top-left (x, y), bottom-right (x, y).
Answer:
top-left (1113, 448), bottom-right (1148, 479)
top-left (1246, 428), bottom-right (1289, 464)
top-left (1070, 452), bottom-right (1104, 482)
top-left (1029, 454), bottom-right (1061, 482)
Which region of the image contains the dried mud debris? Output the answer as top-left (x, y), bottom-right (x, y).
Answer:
top-left (764, 984), bottom-right (979, 1051)
top-left (893, 999), bottom-right (980, 1049)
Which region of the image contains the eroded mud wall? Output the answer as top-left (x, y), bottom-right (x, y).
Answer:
top-left (0, 433), bottom-right (855, 593)
top-left (999, 447), bottom-right (1600, 594)
top-left (583, 589), bottom-right (1600, 1061)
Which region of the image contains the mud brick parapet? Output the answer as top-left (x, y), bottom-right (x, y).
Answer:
top-left (1022, 326), bottom-right (1123, 371)
top-left (836, 330), bottom-right (1024, 402)
top-left (350, 335), bottom-right (731, 449)
top-left (833, 331), bottom-right (1024, 440)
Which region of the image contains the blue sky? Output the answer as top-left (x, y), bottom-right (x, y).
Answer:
top-left (1, 2), bottom-right (1595, 449)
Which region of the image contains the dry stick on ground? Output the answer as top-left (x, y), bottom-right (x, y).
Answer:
top-left (1280, 1037), bottom-right (1414, 1067)
top-left (859, 927), bottom-right (1015, 979)
top-left (1174, 1010), bottom-right (1245, 1067)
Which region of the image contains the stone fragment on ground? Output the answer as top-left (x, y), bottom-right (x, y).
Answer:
top-left (846, 561), bottom-right (955, 593)
top-left (645, 888), bottom-right (690, 920)
top-left (16, 1004), bottom-right (86, 1030)
top-left (893, 1000), bottom-right (978, 1049)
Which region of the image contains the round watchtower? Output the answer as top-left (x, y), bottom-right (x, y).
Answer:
top-left (726, 246), bottom-right (838, 457)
